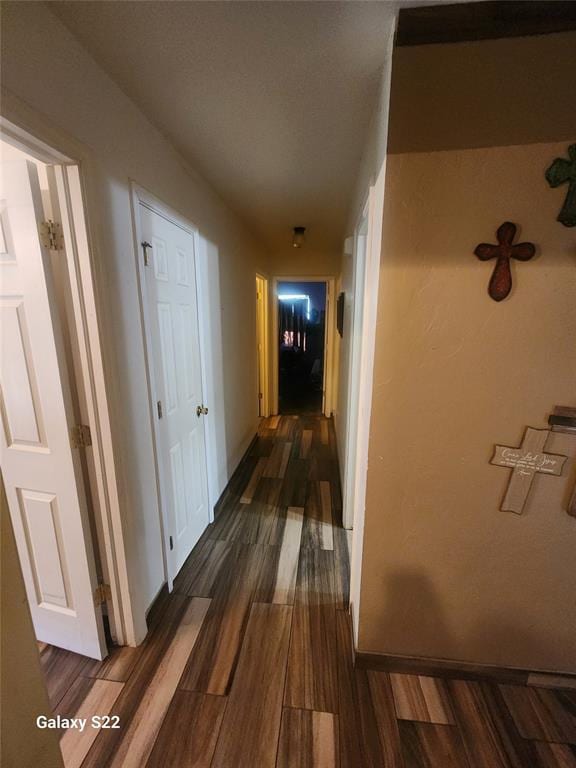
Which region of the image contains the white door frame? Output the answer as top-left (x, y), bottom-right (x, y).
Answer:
top-left (271, 276), bottom-right (336, 417)
top-left (344, 168), bottom-right (387, 644)
top-left (255, 273), bottom-right (270, 418)
top-left (130, 183), bottom-right (215, 589)
top-left (0, 112), bottom-right (136, 646)
top-left (342, 201), bottom-right (369, 531)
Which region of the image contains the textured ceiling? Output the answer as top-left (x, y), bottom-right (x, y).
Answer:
top-left (50, 1), bottom-right (395, 255)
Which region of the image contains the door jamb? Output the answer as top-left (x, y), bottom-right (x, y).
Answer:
top-left (271, 275), bottom-right (336, 417)
top-left (346, 168), bottom-right (387, 645)
top-left (0, 112), bottom-right (136, 646)
top-left (342, 200), bottom-right (369, 532)
top-left (255, 273), bottom-right (269, 418)
top-left (130, 183), bottom-right (214, 589)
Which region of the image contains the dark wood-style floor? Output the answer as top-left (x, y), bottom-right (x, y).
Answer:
top-left (39, 415), bottom-right (576, 768)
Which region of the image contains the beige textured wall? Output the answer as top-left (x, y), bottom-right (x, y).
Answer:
top-left (388, 32), bottom-right (576, 155)
top-left (1, 485), bottom-right (64, 768)
top-left (359, 141), bottom-right (576, 671)
top-left (269, 249), bottom-right (341, 278)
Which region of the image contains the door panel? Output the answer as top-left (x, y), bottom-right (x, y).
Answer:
top-left (18, 489), bottom-right (72, 611)
top-left (140, 205), bottom-right (209, 578)
top-left (0, 298), bottom-right (46, 446)
top-left (157, 301), bottom-right (178, 414)
top-left (0, 157), bottom-right (107, 659)
top-left (180, 304), bottom-right (195, 401)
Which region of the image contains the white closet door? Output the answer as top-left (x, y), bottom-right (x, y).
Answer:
top-left (140, 204), bottom-right (210, 578)
top-left (0, 157), bottom-right (107, 659)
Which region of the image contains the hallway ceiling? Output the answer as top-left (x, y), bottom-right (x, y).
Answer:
top-left (50, 1), bottom-right (395, 255)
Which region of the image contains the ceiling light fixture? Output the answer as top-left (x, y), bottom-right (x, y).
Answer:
top-left (292, 226), bottom-right (306, 249)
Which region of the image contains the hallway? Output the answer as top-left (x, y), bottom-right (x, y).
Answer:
top-left (2, 3), bottom-right (576, 766)
top-left (40, 414), bottom-right (350, 767)
top-left (38, 415), bottom-right (576, 768)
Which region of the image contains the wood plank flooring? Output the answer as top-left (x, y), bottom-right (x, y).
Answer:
top-left (38, 415), bottom-right (576, 768)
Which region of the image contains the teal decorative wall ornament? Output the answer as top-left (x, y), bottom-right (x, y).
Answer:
top-left (545, 144), bottom-right (576, 227)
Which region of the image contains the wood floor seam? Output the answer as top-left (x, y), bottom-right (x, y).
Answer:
top-left (274, 605), bottom-right (296, 768)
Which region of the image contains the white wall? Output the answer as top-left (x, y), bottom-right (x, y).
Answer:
top-left (334, 41), bottom-right (395, 461)
top-left (1, 2), bottom-right (268, 641)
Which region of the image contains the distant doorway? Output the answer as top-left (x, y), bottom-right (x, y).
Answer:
top-left (277, 281), bottom-right (326, 414)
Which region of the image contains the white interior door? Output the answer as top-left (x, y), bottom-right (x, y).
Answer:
top-left (139, 204), bottom-right (210, 580)
top-left (0, 156), bottom-right (107, 659)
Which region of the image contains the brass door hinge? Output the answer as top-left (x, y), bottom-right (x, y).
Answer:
top-left (71, 424), bottom-right (92, 449)
top-left (40, 220), bottom-right (64, 250)
top-left (94, 583), bottom-right (112, 606)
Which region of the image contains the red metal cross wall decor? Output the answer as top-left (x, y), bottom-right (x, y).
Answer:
top-left (474, 222), bottom-right (536, 302)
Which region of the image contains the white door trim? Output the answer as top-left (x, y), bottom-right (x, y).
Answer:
top-left (342, 200), bottom-right (369, 532)
top-left (347, 165), bottom-right (387, 645)
top-left (130, 183), bottom-right (214, 589)
top-left (0, 111), bottom-right (136, 646)
top-left (271, 275), bottom-right (336, 417)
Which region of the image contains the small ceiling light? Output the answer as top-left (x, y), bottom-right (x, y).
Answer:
top-left (292, 226), bottom-right (306, 249)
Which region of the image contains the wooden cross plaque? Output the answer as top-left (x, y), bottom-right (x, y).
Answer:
top-left (491, 427), bottom-right (568, 514)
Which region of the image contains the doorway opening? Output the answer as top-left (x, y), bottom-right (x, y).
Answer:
top-left (277, 280), bottom-right (327, 415)
top-left (0, 126), bottom-right (133, 671)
